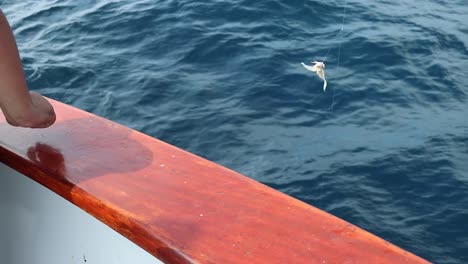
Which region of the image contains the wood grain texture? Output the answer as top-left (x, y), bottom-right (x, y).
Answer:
top-left (0, 99), bottom-right (430, 264)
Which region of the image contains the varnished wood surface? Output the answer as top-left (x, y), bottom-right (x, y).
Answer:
top-left (0, 99), bottom-right (430, 264)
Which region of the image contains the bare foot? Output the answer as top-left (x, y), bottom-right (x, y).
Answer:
top-left (4, 92), bottom-right (56, 128)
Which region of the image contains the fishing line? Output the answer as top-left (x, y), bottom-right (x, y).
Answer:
top-left (301, 0), bottom-right (348, 99)
top-left (316, 0), bottom-right (348, 209)
top-left (319, 0), bottom-right (348, 63)
top-left (328, 0), bottom-right (348, 112)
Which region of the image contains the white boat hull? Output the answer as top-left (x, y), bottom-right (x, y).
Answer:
top-left (0, 163), bottom-right (162, 264)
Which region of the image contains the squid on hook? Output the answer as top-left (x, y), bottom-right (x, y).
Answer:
top-left (301, 61), bottom-right (327, 91)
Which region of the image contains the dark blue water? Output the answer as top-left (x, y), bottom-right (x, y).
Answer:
top-left (2, 0), bottom-right (468, 262)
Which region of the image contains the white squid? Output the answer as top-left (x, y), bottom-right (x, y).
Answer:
top-left (301, 61), bottom-right (327, 91)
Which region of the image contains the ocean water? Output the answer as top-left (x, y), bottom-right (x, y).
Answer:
top-left (2, 0), bottom-right (467, 262)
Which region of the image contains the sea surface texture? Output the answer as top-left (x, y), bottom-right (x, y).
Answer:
top-left (2, 0), bottom-right (467, 262)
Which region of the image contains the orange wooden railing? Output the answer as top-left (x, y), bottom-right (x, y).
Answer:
top-left (0, 99), bottom-right (430, 263)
